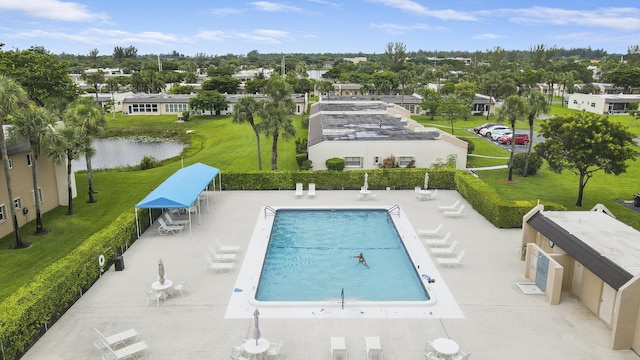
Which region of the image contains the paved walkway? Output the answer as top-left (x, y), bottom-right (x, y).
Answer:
top-left (20, 190), bottom-right (640, 360)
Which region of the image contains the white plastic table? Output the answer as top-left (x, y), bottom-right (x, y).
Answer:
top-left (432, 338), bottom-right (459, 357)
top-left (151, 279), bottom-right (173, 292)
top-left (243, 338), bottom-right (270, 360)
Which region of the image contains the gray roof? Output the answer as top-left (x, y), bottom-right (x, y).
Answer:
top-left (326, 95), bottom-right (423, 105)
top-left (122, 94), bottom-right (195, 104)
top-left (313, 102), bottom-right (388, 113)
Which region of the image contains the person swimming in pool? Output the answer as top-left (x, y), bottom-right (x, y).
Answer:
top-left (350, 252), bottom-right (369, 267)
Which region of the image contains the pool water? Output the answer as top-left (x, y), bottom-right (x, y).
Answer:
top-left (255, 209), bottom-right (429, 301)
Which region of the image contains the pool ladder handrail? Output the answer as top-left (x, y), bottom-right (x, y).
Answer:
top-left (265, 206), bottom-right (277, 218)
top-left (388, 205), bottom-right (400, 217)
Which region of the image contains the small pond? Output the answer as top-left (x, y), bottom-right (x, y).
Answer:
top-left (71, 137), bottom-right (187, 171)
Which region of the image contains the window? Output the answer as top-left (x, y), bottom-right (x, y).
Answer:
top-left (26, 153), bottom-right (32, 167)
top-left (590, 102), bottom-right (596, 107)
top-left (164, 103), bottom-right (189, 113)
top-left (344, 157), bottom-right (363, 168)
top-left (128, 103), bottom-right (158, 113)
top-left (573, 99), bottom-right (578, 104)
top-left (7, 158), bottom-right (12, 169)
top-left (373, 156), bottom-right (380, 165)
top-left (13, 197), bottom-right (21, 210)
top-left (0, 204), bottom-right (5, 222)
top-left (398, 156), bottom-right (414, 167)
top-left (32, 187), bottom-right (44, 204)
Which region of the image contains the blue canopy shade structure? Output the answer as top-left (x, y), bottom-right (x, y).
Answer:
top-left (135, 162), bottom-right (220, 236)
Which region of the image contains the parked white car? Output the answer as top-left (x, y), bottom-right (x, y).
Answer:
top-left (480, 125), bottom-right (509, 138)
top-left (491, 130), bottom-right (512, 141)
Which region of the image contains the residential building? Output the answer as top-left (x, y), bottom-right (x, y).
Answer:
top-left (521, 204), bottom-right (640, 350)
top-left (307, 99), bottom-right (468, 170)
top-left (567, 93), bottom-right (640, 114)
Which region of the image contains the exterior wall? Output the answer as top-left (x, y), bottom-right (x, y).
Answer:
top-left (612, 275), bottom-right (640, 349)
top-left (568, 93), bottom-right (606, 114)
top-left (0, 153), bottom-right (67, 238)
top-left (523, 243), bottom-right (563, 305)
top-left (580, 267), bottom-right (603, 315)
top-left (308, 137), bottom-right (467, 171)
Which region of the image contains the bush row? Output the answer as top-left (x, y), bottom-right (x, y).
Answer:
top-left (0, 168), bottom-right (562, 358)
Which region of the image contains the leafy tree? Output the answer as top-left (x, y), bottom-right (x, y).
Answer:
top-left (318, 80), bottom-right (334, 96)
top-left (81, 70), bottom-right (105, 103)
top-left (498, 95), bottom-right (528, 181)
top-left (169, 85), bottom-right (195, 94)
top-left (602, 68), bottom-right (640, 93)
top-left (371, 71), bottom-right (398, 95)
top-left (64, 97), bottom-right (106, 203)
top-left (535, 112), bottom-right (636, 206)
top-left (245, 78), bottom-right (266, 94)
top-left (232, 96), bottom-right (264, 170)
top-left (440, 96), bottom-right (468, 134)
top-left (45, 124), bottom-right (86, 215)
top-left (0, 76), bottom-right (30, 247)
top-left (420, 89), bottom-right (442, 120)
top-left (9, 105), bottom-right (57, 234)
top-left (523, 91), bottom-right (549, 176)
top-left (202, 76), bottom-right (241, 94)
top-left (383, 41), bottom-right (407, 72)
top-left (189, 90), bottom-right (228, 115)
top-left (259, 76), bottom-right (296, 170)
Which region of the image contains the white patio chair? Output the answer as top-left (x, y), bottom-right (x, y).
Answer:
top-left (172, 279), bottom-right (189, 297)
top-left (424, 352), bottom-right (443, 360)
top-left (452, 351), bottom-right (471, 360)
top-left (294, 182), bottom-right (304, 198)
top-left (266, 339), bottom-right (283, 359)
top-left (146, 290), bottom-right (167, 306)
top-left (204, 254), bottom-right (234, 273)
top-left (331, 336), bottom-right (347, 360)
top-left (157, 217), bottom-right (184, 235)
top-left (307, 183), bottom-right (316, 198)
top-left (436, 250), bottom-right (466, 268)
top-left (438, 200), bottom-right (460, 211)
top-left (418, 224), bottom-right (443, 238)
top-left (443, 205), bottom-right (465, 218)
top-left (427, 188), bottom-right (438, 200)
top-left (208, 245), bottom-right (237, 262)
top-left (103, 340), bottom-right (149, 360)
top-left (365, 336), bottom-right (383, 360)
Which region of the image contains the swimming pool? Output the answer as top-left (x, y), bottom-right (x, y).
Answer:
top-left (256, 209), bottom-right (428, 301)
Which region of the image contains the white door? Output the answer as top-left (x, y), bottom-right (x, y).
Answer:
top-left (598, 283), bottom-right (616, 326)
top-left (571, 261), bottom-right (583, 298)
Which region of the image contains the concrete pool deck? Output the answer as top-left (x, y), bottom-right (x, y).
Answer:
top-left (20, 189), bottom-right (640, 360)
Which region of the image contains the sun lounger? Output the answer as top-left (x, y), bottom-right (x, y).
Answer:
top-left (94, 328), bottom-right (139, 350)
top-left (423, 232), bottom-right (451, 247)
top-left (157, 218), bottom-right (184, 235)
top-left (294, 182), bottom-right (303, 198)
top-left (213, 238), bottom-right (241, 253)
top-left (443, 205), bottom-right (465, 218)
top-left (430, 240), bottom-right (458, 255)
top-left (307, 183), bottom-right (316, 198)
top-left (208, 245), bottom-right (237, 262)
top-left (164, 212), bottom-right (189, 226)
top-left (417, 224), bottom-right (443, 238)
top-left (436, 250), bottom-right (466, 268)
top-left (438, 200), bottom-right (460, 211)
top-left (331, 337), bottom-right (347, 360)
top-left (104, 340), bottom-right (149, 360)
top-left (365, 336), bottom-right (383, 360)
top-left (204, 254), bottom-right (234, 273)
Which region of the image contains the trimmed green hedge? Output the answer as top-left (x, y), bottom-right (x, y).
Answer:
top-left (0, 168), bottom-right (562, 358)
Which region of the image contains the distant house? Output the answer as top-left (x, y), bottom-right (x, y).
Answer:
top-left (521, 204), bottom-right (640, 350)
top-left (121, 93), bottom-right (308, 116)
top-left (0, 132), bottom-right (74, 238)
top-left (307, 99), bottom-right (468, 170)
top-left (567, 93), bottom-right (640, 115)
top-left (81, 91), bottom-right (134, 113)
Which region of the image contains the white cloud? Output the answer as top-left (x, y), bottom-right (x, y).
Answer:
top-left (307, 0), bottom-right (340, 8)
top-left (210, 7), bottom-right (242, 16)
top-left (194, 31), bottom-right (232, 41)
top-left (12, 28), bottom-right (178, 45)
top-left (250, 1), bottom-right (303, 12)
top-left (499, 7), bottom-right (640, 31)
top-left (472, 33), bottom-right (503, 40)
top-left (366, 0), bottom-right (476, 21)
top-left (0, 0), bottom-right (108, 22)
top-left (370, 22), bottom-right (429, 34)
top-left (237, 29), bottom-right (291, 44)
top-left (367, 0), bottom-right (427, 14)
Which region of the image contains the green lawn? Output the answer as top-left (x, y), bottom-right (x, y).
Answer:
top-left (1, 105), bottom-right (639, 302)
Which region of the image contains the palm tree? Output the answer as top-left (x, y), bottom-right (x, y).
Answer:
top-left (260, 76), bottom-right (296, 170)
top-left (9, 105), bottom-right (57, 234)
top-left (0, 75), bottom-right (30, 248)
top-left (232, 96), bottom-right (264, 170)
top-left (63, 97), bottom-right (105, 203)
top-left (523, 91), bottom-right (550, 176)
top-left (45, 124), bottom-right (86, 215)
top-left (498, 95), bottom-right (528, 181)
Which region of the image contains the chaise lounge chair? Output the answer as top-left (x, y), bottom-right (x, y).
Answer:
top-left (430, 240), bottom-right (458, 255)
top-left (208, 245), bottom-right (237, 262)
top-left (423, 232), bottom-right (452, 247)
top-left (307, 183), bottom-right (316, 198)
top-left (294, 182), bottom-right (304, 198)
top-left (164, 212), bottom-right (189, 226)
top-left (157, 218), bottom-right (184, 235)
top-left (418, 224), bottom-right (443, 238)
top-left (438, 200), bottom-right (460, 211)
top-left (331, 337), bottom-right (347, 360)
top-left (204, 254), bottom-right (234, 273)
top-left (213, 238), bottom-right (241, 253)
top-left (94, 328), bottom-right (139, 350)
top-left (443, 205), bottom-right (465, 218)
top-left (436, 250), bottom-right (466, 268)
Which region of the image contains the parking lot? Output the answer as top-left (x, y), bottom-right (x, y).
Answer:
top-left (468, 127), bottom-right (543, 154)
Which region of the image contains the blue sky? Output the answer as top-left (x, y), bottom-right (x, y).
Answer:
top-left (1, 0), bottom-right (640, 56)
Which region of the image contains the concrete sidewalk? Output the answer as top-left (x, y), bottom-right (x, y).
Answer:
top-left (20, 190), bottom-right (639, 360)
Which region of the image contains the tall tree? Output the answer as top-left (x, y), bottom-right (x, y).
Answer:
top-left (232, 96), bottom-right (264, 170)
top-left (259, 76), bottom-right (296, 170)
top-left (81, 69), bottom-right (105, 103)
top-left (498, 95), bottom-right (528, 181)
top-left (45, 124), bottom-right (86, 215)
top-left (420, 89), bottom-right (442, 120)
top-left (188, 90), bottom-right (228, 115)
top-left (522, 91), bottom-right (549, 176)
top-left (63, 97), bottom-right (106, 203)
top-left (0, 76), bottom-right (30, 247)
top-left (383, 42), bottom-right (407, 72)
top-left (536, 113), bottom-right (636, 206)
top-left (9, 105), bottom-right (57, 234)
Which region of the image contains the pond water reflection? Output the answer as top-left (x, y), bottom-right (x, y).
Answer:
top-left (71, 137), bottom-right (186, 171)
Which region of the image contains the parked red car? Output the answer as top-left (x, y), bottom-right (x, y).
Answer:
top-left (499, 133), bottom-right (530, 145)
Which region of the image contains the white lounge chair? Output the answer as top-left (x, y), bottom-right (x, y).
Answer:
top-left (431, 240), bottom-right (458, 255)
top-left (294, 182), bottom-right (304, 198)
top-left (438, 200), bottom-right (460, 211)
top-left (436, 250), bottom-right (466, 268)
top-left (157, 217), bottom-right (184, 235)
top-left (427, 188), bottom-right (438, 200)
top-left (163, 212), bottom-right (189, 226)
top-left (331, 337), bottom-right (347, 360)
top-left (104, 340), bottom-right (149, 360)
top-left (204, 254), bottom-right (234, 273)
top-left (418, 224), bottom-right (443, 238)
top-left (213, 238), bottom-right (241, 253)
top-left (94, 328), bottom-right (139, 350)
top-left (365, 336), bottom-right (383, 360)
top-left (424, 232), bottom-right (452, 247)
top-left (444, 205), bottom-right (465, 218)
top-left (307, 183), bottom-right (316, 198)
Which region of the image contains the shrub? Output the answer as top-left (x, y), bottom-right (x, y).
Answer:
top-left (295, 153), bottom-right (308, 167)
top-left (140, 156), bottom-right (159, 170)
top-left (300, 159), bottom-right (313, 170)
top-left (181, 110), bottom-right (190, 121)
top-left (510, 152), bottom-right (543, 176)
top-left (379, 155), bottom-right (398, 168)
top-left (461, 138), bottom-right (475, 154)
top-left (301, 116), bottom-right (309, 129)
top-left (295, 137), bottom-right (308, 154)
top-left (326, 157), bottom-right (345, 171)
